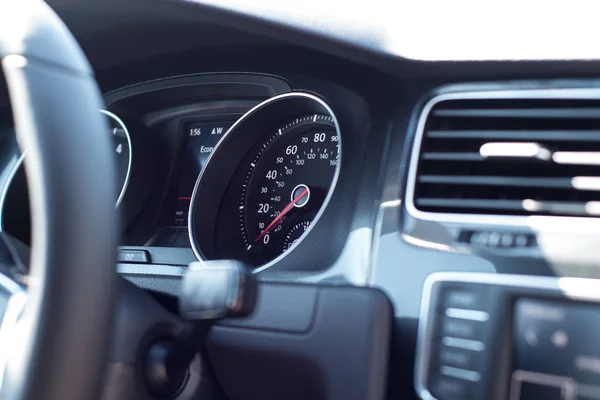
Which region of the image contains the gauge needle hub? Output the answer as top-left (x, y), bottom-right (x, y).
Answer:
top-left (254, 187), bottom-right (309, 242)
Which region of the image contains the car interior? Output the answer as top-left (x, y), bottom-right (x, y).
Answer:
top-left (1, 1), bottom-right (600, 399)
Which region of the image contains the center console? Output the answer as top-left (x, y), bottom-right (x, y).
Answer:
top-left (415, 272), bottom-right (600, 400)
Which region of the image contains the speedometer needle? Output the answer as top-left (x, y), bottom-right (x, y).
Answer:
top-left (254, 188), bottom-right (309, 243)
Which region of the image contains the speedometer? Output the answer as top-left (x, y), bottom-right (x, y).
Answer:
top-left (241, 115), bottom-right (339, 265)
top-left (188, 92), bottom-right (342, 270)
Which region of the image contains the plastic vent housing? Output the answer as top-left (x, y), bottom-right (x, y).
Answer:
top-left (411, 98), bottom-right (600, 217)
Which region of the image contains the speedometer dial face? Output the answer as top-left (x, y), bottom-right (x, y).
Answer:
top-left (241, 115), bottom-right (339, 266)
top-left (187, 93), bottom-right (343, 270)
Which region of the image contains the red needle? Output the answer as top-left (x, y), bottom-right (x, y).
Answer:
top-left (254, 188), bottom-right (309, 243)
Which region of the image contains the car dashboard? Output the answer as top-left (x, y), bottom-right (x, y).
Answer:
top-left (0, 66), bottom-right (375, 286)
top-left (3, 1), bottom-right (600, 399)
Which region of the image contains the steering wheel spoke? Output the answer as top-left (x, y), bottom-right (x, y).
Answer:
top-left (0, 232), bottom-right (27, 393)
top-left (0, 233), bottom-right (29, 276)
top-left (0, 273), bottom-right (26, 392)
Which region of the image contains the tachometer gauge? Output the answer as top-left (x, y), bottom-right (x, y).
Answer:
top-left (0, 110), bottom-right (133, 245)
top-left (241, 115), bottom-right (339, 265)
top-left (188, 92), bottom-right (342, 270)
top-left (100, 110), bottom-right (132, 207)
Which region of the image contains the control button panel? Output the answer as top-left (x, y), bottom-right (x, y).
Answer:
top-left (426, 286), bottom-right (492, 400)
top-left (416, 273), bottom-right (600, 400)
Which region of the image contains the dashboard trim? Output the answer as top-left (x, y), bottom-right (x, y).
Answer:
top-left (415, 271), bottom-right (600, 400)
top-left (102, 72), bottom-right (291, 108)
top-left (405, 88), bottom-right (600, 231)
top-left (117, 263), bottom-right (186, 277)
top-left (187, 91), bottom-right (342, 273)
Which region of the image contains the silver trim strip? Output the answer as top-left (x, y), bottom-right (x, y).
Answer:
top-left (445, 308), bottom-right (490, 322)
top-left (99, 110), bottom-right (133, 208)
top-left (405, 88), bottom-right (600, 229)
top-left (117, 263), bottom-right (186, 277)
top-left (415, 272), bottom-right (600, 400)
top-left (187, 92), bottom-right (342, 274)
top-left (441, 336), bottom-right (485, 352)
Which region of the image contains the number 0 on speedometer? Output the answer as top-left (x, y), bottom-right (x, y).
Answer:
top-left (241, 114), bottom-right (339, 266)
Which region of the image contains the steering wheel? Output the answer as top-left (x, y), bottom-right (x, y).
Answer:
top-left (0, 1), bottom-right (118, 399)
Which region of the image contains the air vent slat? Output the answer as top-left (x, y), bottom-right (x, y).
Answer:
top-left (412, 97), bottom-right (600, 218)
top-left (427, 130), bottom-right (600, 141)
top-left (416, 198), bottom-right (600, 216)
top-left (421, 152), bottom-right (483, 161)
top-left (416, 198), bottom-right (525, 211)
top-left (418, 175), bottom-right (574, 189)
top-left (433, 108), bottom-right (600, 119)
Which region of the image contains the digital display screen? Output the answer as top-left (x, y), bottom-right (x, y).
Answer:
top-left (167, 120), bottom-right (234, 226)
top-left (512, 299), bottom-right (600, 399)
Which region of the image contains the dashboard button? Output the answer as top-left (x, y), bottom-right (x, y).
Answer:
top-left (443, 288), bottom-right (488, 310)
top-left (438, 346), bottom-right (480, 370)
top-left (441, 317), bottom-right (484, 340)
top-left (429, 373), bottom-right (476, 400)
top-left (500, 233), bottom-right (514, 247)
top-left (515, 234), bottom-right (529, 248)
top-left (117, 249), bottom-right (150, 264)
top-left (487, 232), bottom-right (501, 247)
top-left (470, 232), bottom-right (489, 246)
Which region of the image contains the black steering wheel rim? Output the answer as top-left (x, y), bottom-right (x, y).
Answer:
top-left (0, 1), bottom-right (118, 399)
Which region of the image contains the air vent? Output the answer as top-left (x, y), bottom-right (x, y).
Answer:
top-left (411, 97), bottom-right (600, 218)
